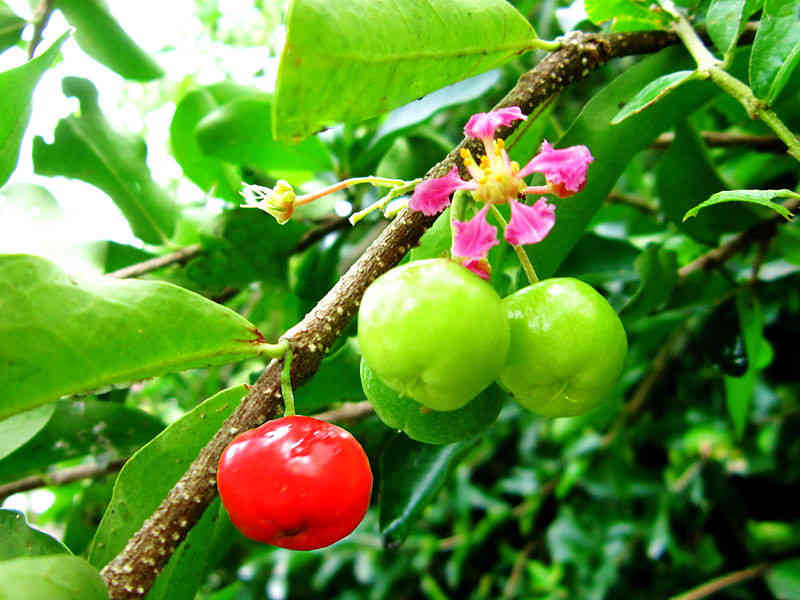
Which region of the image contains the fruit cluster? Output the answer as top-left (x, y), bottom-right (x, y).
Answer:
top-left (358, 258), bottom-right (628, 441)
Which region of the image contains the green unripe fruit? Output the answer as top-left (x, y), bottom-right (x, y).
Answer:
top-left (358, 258), bottom-right (509, 411)
top-left (360, 359), bottom-right (503, 444)
top-left (499, 277), bottom-right (627, 417)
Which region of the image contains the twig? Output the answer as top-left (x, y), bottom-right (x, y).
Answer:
top-left (0, 459), bottom-right (126, 502)
top-left (669, 563), bottom-right (770, 600)
top-left (28, 0), bottom-right (55, 59)
top-left (502, 540), bottom-right (537, 599)
top-left (607, 191), bottom-right (659, 214)
top-left (293, 217), bottom-right (351, 253)
top-left (652, 131), bottom-right (787, 153)
top-left (107, 244), bottom-right (204, 279)
top-left (99, 30), bottom-right (689, 599)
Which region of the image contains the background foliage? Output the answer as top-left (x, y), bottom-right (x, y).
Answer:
top-left (0, 0), bottom-right (799, 598)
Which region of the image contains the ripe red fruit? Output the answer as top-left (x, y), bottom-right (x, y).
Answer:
top-left (217, 415), bottom-right (373, 550)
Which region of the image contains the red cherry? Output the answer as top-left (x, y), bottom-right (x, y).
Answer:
top-left (217, 415), bottom-right (373, 550)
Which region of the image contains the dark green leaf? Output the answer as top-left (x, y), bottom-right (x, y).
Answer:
top-left (622, 245), bottom-right (678, 317)
top-left (0, 555), bottom-right (106, 600)
top-left (88, 385), bottom-right (246, 568)
top-left (0, 2), bottom-right (25, 53)
top-left (196, 93), bottom-right (332, 172)
top-left (55, 0), bottom-right (163, 81)
top-left (0, 509), bottom-right (69, 560)
top-left (706, 0), bottom-right (747, 57)
top-left (408, 207), bottom-right (452, 262)
top-left (0, 404), bottom-right (54, 462)
top-left (766, 558), bottom-right (800, 600)
top-left (683, 189), bottom-right (797, 221)
top-left (62, 478), bottom-right (115, 555)
top-left (0, 398), bottom-right (164, 485)
top-left (274, 0), bottom-right (536, 140)
top-left (295, 338), bottom-right (363, 414)
top-left (611, 71), bottom-right (697, 124)
top-left (0, 33), bottom-right (67, 187)
top-left (0, 254), bottom-right (268, 419)
top-left (584, 0), bottom-right (673, 30)
top-left (380, 435), bottom-right (474, 543)
top-left (749, 0), bottom-right (800, 102)
top-left (556, 233), bottom-right (639, 283)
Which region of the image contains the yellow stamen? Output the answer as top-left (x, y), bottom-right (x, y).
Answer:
top-left (496, 138), bottom-right (505, 150)
top-left (479, 155), bottom-right (490, 169)
top-left (511, 161), bottom-right (520, 174)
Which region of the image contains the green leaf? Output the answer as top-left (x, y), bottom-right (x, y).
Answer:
top-left (196, 93), bottom-right (332, 173)
top-left (750, 0), bottom-right (800, 102)
top-left (622, 245), bottom-right (678, 317)
top-left (0, 255), bottom-right (268, 420)
top-left (611, 71), bottom-right (697, 124)
top-left (0, 398), bottom-right (164, 485)
top-left (766, 558), bottom-right (800, 600)
top-left (584, 0), bottom-right (673, 30)
top-left (556, 233), bottom-right (639, 284)
top-left (33, 77), bottom-right (178, 245)
top-left (0, 404), bottom-right (55, 462)
top-left (0, 33), bottom-right (67, 187)
top-left (170, 83), bottom-right (250, 202)
top-left (88, 385), bottom-right (246, 568)
top-left (0, 2), bottom-right (25, 53)
top-left (0, 509), bottom-right (69, 559)
top-left (379, 434), bottom-right (474, 543)
top-left (706, 0), bottom-right (748, 57)
top-left (55, 0), bottom-right (163, 81)
top-left (273, 0), bottom-right (536, 141)
top-left (683, 189), bottom-right (798, 221)
top-left (0, 555), bottom-right (107, 600)
top-left (295, 338), bottom-right (363, 414)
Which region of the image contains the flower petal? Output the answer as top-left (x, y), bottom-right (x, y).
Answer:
top-left (518, 140), bottom-right (594, 196)
top-left (504, 198), bottom-right (556, 245)
top-left (464, 107), bottom-right (526, 140)
top-left (452, 205), bottom-right (499, 260)
top-left (460, 257), bottom-right (491, 280)
top-left (409, 167), bottom-right (474, 216)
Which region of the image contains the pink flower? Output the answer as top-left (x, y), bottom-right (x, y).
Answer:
top-left (409, 167), bottom-right (476, 216)
top-left (452, 205), bottom-right (499, 261)
top-left (464, 107), bottom-right (526, 141)
top-left (504, 198), bottom-right (556, 245)
top-left (519, 140), bottom-right (594, 197)
top-left (460, 257), bottom-right (491, 280)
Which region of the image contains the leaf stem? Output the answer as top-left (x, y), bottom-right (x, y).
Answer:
top-left (489, 205), bottom-right (539, 284)
top-left (281, 343), bottom-right (295, 417)
top-left (529, 38), bottom-right (561, 52)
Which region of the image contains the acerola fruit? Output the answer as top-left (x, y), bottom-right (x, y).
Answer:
top-left (500, 278), bottom-right (627, 417)
top-left (358, 258), bottom-right (509, 411)
top-left (360, 359), bottom-right (504, 444)
top-left (217, 415), bottom-right (372, 550)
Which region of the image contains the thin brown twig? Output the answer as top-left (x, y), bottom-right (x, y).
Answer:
top-left (28, 0), bottom-right (55, 59)
top-left (668, 563), bottom-right (770, 600)
top-left (652, 131), bottom-right (787, 153)
top-left (607, 191), bottom-right (659, 213)
top-left (107, 244), bottom-right (204, 279)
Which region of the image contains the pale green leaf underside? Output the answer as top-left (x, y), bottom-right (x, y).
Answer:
top-left (706, 0), bottom-right (747, 57)
top-left (749, 0), bottom-right (800, 102)
top-left (611, 70), bottom-right (696, 124)
top-left (683, 189), bottom-right (798, 221)
top-left (0, 255), bottom-right (267, 420)
top-left (0, 555), bottom-right (107, 600)
top-left (0, 509), bottom-right (70, 560)
top-left (274, 0), bottom-right (536, 141)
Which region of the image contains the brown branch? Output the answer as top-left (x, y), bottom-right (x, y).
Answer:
top-left (28, 0), bottom-right (55, 59)
top-left (294, 216), bottom-right (352, 253)
top-left (669, 563), bottom-right (770, 600)
top-left (0, 458), bottom-right (127, 502)
top-left (607, 191), bottom-right (659, 213)
top-left (652, 131), bottom-right (787, 153)
top-left (107, 244), bottom-right (204, 279)
top-left (99, 30), bottom-right (685, 599)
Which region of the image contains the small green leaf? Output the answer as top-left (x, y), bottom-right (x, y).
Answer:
top-left (0, 33), bottom-right (67, 187)
top-left (379, 434), bottom-right (474, 543)
top-left (585, 0), bottom-right (673, 30)
top-left (0, 404), bottom-right (54, 462)
top-left (622, 245), bottom-right (678, 317)
top-left (706, 0), bottom-right (747, 57)
top-left (766, 557), bottom-right (800, 600)
top-left (0, 255), bottom-right (268, 419)
top-left (196, 93), bottom-right (332, 173)
top-left (611, 71), bottom-right (697, 124)
top-left (750, 0), bottom-right (800, 102)
top-left (0, 555), bottom-right (107, 600)
top-left (683, 189), bottom-right (798, 221)
top-left (0, 2), bottom-right (25, 53)
top-left (88, 385), bottom-right (246, 568)
top-left (0, 509), bottom-right (69, 560)
top-left (33, 77), bottom-right (178, 244)
top-left (55, 0), bottom-right (163, 81)
top-left (274, 0), bottom-right (536, 141)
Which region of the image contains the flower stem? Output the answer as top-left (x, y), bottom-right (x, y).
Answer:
top-left (281, 344), bottom-right (295, 417)
top-left (348, 178), bottom-right (422, 224)
top-left (489, 205), bottom-right (539, 284)
top-left (296, 176), bottom-right (408, 206)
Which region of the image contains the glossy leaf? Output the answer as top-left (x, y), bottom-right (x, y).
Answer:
top-left (55, 0), bottom-right (163, 81)
top-left (584, 0), bottom-right (673, 30)
top-left (0, 2), bottom-right (25, 53)
top-left (0, 555), bottom-right (107, 600)
top-left (683, 189), bottom-right (798, 221)
top-left (556, 233), bottom-right (639, 283)
top-left (750, 0), bottom-right (800, 102)
top-left (196, 93), bottom-right (332, 172)
top-left (0, 509), bottom-right (69, 560)
top-left (622, 245), bottom-right (678, 317)
top-left (33, 77), bottom-right (178, 244)
top-left (88, 385), bottom-right (247, 568)
top-left (380, 434), bottom-right (475, 543)
top-left (0, 33), bottom-right (67, 187)
top-left (273, 0), bottom-right (536, 141)
top-left (0, 404), bottom-right (54, 462)
top-left (766, 557), bottom-right (800, 600)
top-left (170, 83), bottom-right (250, 202)
top-left (0, 255), bottom-right (268, 419)
top-left (0, 398), bottom-right (164, 485)
top-left (706, 0), bottom-right (756, 57)
top-left (611, 70), bottom-right (697, 124)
